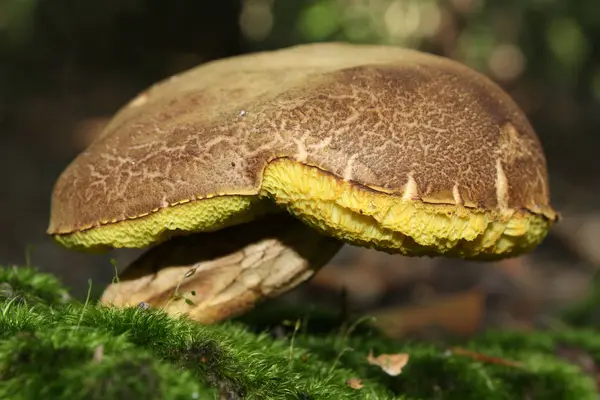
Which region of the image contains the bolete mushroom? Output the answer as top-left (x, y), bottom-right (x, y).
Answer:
top-left (48, 43), bottom-right (557, 323)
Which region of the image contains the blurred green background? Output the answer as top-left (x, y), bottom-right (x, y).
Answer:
top-left (1, 0), bottom-right (599, 338)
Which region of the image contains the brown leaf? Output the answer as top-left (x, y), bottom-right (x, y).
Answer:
top-left (370, 290), bottom-right (485, 338)
top-left (347, 378), bottom-right (364, 389)
top-left (367, 350), bottom-right (409, 376)
top-left (450, 347), bottom-right (524, 368)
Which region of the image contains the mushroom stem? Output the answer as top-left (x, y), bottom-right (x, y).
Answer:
top-left (100, 214), bottom-right (343, 323)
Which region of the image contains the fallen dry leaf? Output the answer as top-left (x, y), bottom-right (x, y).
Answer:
top-left (370, 289), bottom-right (485, 338)
top-left (347, 378), bottom-right (364, 389)
top-left (367, 350), bottom-right (409, 376)
top-left (450, 347), bottom-right (524, 368)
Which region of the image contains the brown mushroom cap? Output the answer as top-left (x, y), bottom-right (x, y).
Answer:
top-left (48, 42), bottom-right (557, 259)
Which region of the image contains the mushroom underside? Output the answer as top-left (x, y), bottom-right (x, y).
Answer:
top-left (57, 158), bottom-right (552, 258)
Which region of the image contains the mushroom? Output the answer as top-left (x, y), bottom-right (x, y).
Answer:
top-left (48, 43), bottom-right (558, 323)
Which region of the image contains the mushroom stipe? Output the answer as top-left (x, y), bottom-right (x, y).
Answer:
top-left (48, 43), bottom-right (557, 323)
top-left (100, 214), bottom-right (342, 323)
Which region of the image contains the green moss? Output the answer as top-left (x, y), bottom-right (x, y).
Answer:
top-left (0, 266), bottom-right (71, 306)
top-left (0, 328), bottom-right (212, 400)
top-left (0, 266), bottom-right (599, 399)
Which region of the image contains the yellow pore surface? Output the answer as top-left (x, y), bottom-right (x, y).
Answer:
top-left (55, 158), bottom-right (551, 258)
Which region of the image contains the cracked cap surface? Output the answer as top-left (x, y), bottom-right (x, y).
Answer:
top-left (48, 42), bottom-right (557, 257)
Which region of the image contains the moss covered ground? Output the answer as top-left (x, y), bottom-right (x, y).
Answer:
top-left (1, 266), bottom-right (599, 399)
